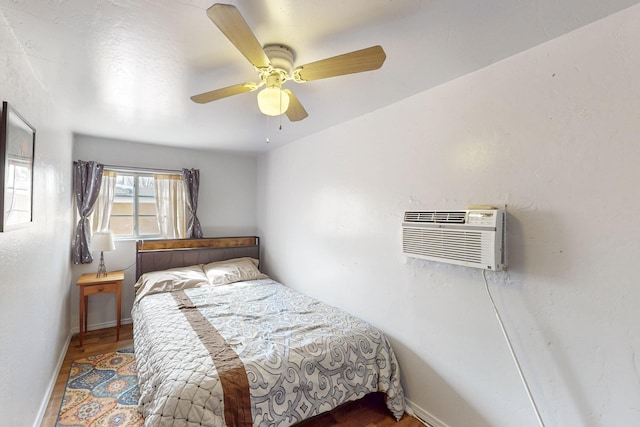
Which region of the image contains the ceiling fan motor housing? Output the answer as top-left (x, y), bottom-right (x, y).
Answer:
top-left (263, 44), bottom-right (294, 75)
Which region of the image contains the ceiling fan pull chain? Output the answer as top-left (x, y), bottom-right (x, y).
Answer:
top-left (278, 93), bottom-right (283, 131)
top-left (265, 115), bottom-right (270, 143)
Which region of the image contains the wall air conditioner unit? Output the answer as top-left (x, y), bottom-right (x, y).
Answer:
top-left (402, 208), bottom-right (506, 270)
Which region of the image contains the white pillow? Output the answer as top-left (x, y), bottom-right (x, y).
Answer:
top-left (203, 257), bottom-right (268, 285)
top-left (134, 264), bottom-right (208, 302)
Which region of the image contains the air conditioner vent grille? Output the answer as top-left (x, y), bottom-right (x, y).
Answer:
top-left (404, 211), bottom-right (466, 224)
top-left (403, 228), bottom-right (490, 264)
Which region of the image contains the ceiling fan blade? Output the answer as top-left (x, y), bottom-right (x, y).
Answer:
top-left (207, 3), bottom-right (270, 69)
top-left (284, 90), bottom-right (308, 122)
top-left (293, 45), bottom-right (386, 82)
top-left (191, 82), bottom-right (257, 104)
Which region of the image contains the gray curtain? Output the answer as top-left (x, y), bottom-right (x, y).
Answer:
top-left (182, 168), bottom-right (203, 238)
top-left (73, 161), bottom-right (104, 264)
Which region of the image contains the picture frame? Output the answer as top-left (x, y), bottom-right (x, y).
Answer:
top-left (0, 101), bottom-right (35, 232)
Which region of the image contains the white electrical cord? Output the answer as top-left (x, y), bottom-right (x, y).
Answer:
top-left (482, 269), bottom-right (546, 427)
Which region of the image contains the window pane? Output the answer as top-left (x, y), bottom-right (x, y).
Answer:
top-left (112, 200), bottom-right (133, 215)
top-left (111, 174), bottom-right (134, 237)
top-left (110, 216), bottom-right (134, 236)
top-left (137, 176), bottom-right (158, 236)
top-left (139, 216), bottom-right (160, 236)
top-left (115, 175), bottom-right (134, 196)
top-left (138, 176), bottom-right (155, 197)
top-left (138, 198), bottom-right (157, 215)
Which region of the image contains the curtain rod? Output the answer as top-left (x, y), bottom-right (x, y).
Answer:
top-left (73, 161), bottom-right (183, 175)
top-left (103, 164), bottom-right (183, 175)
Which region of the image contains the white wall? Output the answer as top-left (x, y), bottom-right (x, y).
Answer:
top-left (257, 5), bottom-right (640, 427)
top-left (0, 19), bottom-right (73, 427)
top-left (71, 135), bottom-right (258, 333)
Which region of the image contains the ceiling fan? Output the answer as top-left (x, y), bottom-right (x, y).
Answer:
top-left (191, 3), bottom-right (387, 122)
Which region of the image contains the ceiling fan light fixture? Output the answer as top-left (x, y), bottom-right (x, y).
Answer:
top-left (257, 86), bottom-right (290, 116)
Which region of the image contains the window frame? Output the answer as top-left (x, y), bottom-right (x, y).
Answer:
top-left (106, 167), bottom-right (182, 240)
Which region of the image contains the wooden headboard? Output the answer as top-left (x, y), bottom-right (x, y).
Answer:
top-left (136, 236), bottom-right (260, 279)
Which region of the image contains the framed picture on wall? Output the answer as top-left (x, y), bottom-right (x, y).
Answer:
top-left (0, 101), bottom-right (35, 232)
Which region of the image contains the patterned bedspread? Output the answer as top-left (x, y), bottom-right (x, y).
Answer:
top-left (132, 275), bottom-right (405, 426)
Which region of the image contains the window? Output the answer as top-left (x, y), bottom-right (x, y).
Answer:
top-left (111, 172), bottom-right (161, 238)
top-left (87, 166), bottom-right (187, 240)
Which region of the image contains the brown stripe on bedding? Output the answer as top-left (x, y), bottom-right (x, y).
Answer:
top-left (172, 290), bottom-right (253, 427)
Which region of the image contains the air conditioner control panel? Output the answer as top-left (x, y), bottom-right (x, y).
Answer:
top-left (467, 210), bottom-right (498, 227)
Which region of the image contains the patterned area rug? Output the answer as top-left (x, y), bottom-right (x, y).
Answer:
top-left (56, 347), bottom-right (143, 426)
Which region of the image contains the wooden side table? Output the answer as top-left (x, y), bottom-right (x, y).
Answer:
top-left (76, 270), bottom-right (124, 347)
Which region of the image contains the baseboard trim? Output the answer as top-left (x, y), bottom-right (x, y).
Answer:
top-left (33, 331), bottom-right (72, 427)
top-left (69, 317), bottom-right (133, 334)
top-left (405, 398), bottom-right (449, 427)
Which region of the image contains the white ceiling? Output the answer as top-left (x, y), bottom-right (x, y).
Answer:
top-left (1, 0), bottom-right (639, 153)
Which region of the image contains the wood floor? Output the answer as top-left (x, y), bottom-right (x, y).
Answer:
top-left (41, 324), bottom-right (425, 427)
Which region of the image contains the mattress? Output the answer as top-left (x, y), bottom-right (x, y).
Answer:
top-left (132, 267), bottom-right (405, 426)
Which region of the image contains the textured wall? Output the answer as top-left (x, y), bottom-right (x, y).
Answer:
top-left (257, 4), bottom-right (640, 427)
top-left (0, 17), bottom-right (73, 427)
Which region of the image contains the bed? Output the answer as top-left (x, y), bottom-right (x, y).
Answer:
top-left (132, 237), bottom-right (405, 426)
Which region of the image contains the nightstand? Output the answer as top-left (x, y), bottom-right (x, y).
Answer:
top-left (76, 270), bottom-right (124, 347)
